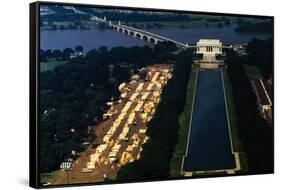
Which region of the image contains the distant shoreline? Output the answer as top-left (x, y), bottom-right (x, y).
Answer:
top-left (40, 20), bottom-right (234, 31)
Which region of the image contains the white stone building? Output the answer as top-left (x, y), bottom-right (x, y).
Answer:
top-left (196, 39), bottom-right (222, 55)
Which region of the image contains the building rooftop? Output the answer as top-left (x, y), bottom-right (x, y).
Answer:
top-left (255, 79), bottom-right (272, 106)
top-left (197, 39), bottom-right (222, 46)
top-left (262, 79), bottom-right (272, 102)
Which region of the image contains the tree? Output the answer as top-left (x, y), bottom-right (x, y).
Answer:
top-left (40, 49), bottom-right (47, 62)
top-left (59, 25), bottom-right (65, 30)
top-left (45, 49), bottom-right (52, 59)
top-left (51, 24), bottom-right (57, 30)
top-left (52, 49), bottom-right (63, 60)
top-left (225, 49), bottom-right (273, 174)
top-left (99, 46), bottom-right (108, 53)
top-left (246, 38), bottom-right (273, 78)
top-left (75, 45), bottom-right (84, 56)
top-left (224, 19), bottom-right (231, 26)
top-left (62, 48), bottom-right (74, 59)
top-left (216, 22), bottom-right (223, 28)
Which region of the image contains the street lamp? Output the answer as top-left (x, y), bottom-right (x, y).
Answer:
top-left (60, 159), bottom-right (73, 184)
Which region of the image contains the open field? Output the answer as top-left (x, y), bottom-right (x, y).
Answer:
top-left (169, 67), bottom-right (196, 177)
top-left (40, 61), bottom-right (68, 72)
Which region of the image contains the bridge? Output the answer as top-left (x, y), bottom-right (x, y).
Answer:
top-left (91, 16), bottom-right (187, 48)
top-left (110, 21), bottom-right (187, 48)
top-left (91, 16), bottom-right (235, 49)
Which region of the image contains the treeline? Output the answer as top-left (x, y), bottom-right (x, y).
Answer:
top-left (128, 17), bottom-right (230, 30)
top-left (41, 5), bottom-right (236, 30)
top-left (41, 5), bottom-right (194, 23)
top-left (93, 12), bottom-right (193, 22)
top-left (41, 21), bottom-right (91, 31)
top-left (225, 49), bottom-right (273, 174)
top-left (41, 11), bottom-right (90, 23)
top-left (235, 19), bottom-right (273, 34)
top-left (40, 42), bottom-right (178, 172)
top-left (117, 50), bottom-right (192, 180)
top-left (40, 46), bottom-right (84, 62)
top-left (246, 38), bottom-right (273, 79)
top-left (41, 13), bottom-right (90, 23)
top-left (41, 5), bottom-right (199, 23)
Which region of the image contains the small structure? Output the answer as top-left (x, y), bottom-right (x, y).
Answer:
top-left (252, 78), bottom-right (272, 124)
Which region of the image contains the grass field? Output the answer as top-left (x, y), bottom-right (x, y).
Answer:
top-left (40, 61), bottom-right (68, 73)
top-left (222, 68), bottom-right (248, 173)
top-left (243, 64), bottom-right (262, 80)
top-left (169, 67), bottom-right (197, 177)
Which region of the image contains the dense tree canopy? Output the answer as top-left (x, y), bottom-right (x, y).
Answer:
top-left (225, 49), bottom-right (273, 174)
top-left (246, 38), bottom-right (273, 78)
top-left (41, 47), bottom-right (75, 62)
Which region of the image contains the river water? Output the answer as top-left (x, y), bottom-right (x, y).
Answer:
top-left (40, 24), bottom-right (270, 52)
top-left (183, 69), bottom-right (236, 172)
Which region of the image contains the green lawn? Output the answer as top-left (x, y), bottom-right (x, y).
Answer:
top-left (40, 61), bottom-right (68, 73)
top-left (221, 68), bottom-right (248, 173)
top-left (243, 64), bottom-right (262, 80)
top-left (222, 68), bottom-right (242, 152)
top-left (169, 67), bottom-right (197, 177)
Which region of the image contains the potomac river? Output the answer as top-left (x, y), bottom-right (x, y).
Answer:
top-left (40, 24), bottom-right (270, 51)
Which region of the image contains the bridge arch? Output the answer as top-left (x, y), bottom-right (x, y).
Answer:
top-left (135, 33), bottom-right (142, 39)
top-left (124, 29), bottom-right (129, 34)
top-left (150, 38), bottom-right (156, 43)
top-left (142, 35), bottom-right (148, 41)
